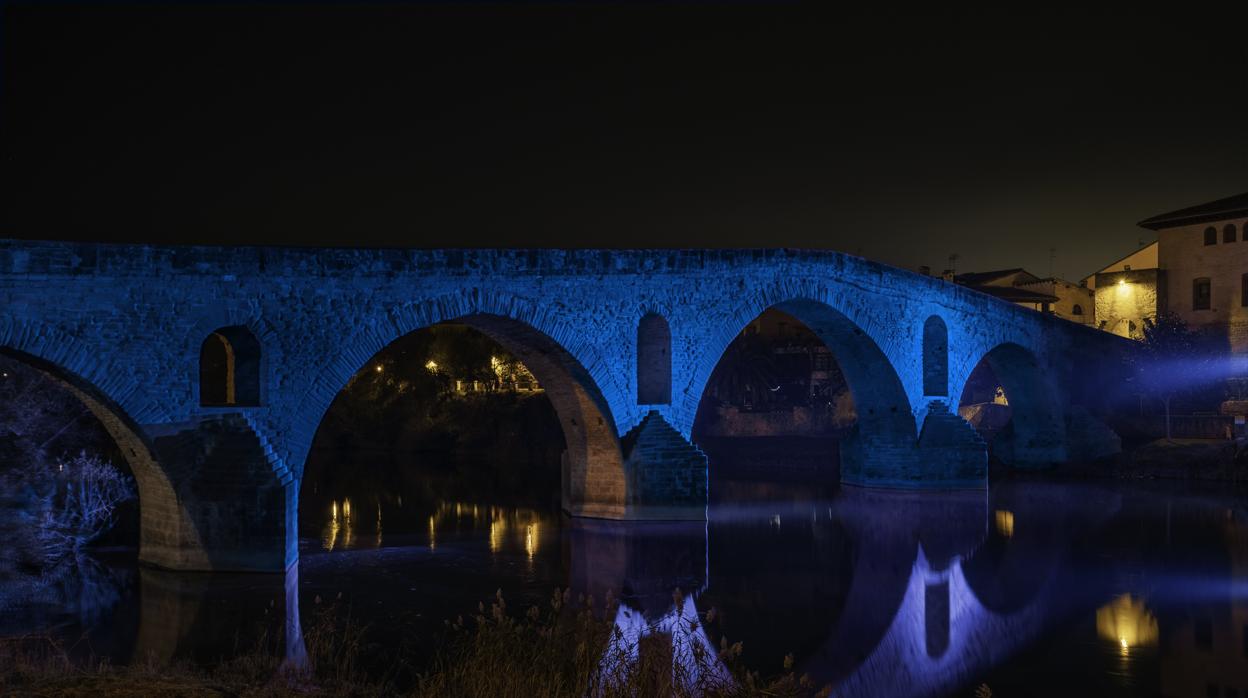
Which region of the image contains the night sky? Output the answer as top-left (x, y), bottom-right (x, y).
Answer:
top-left (3, 4), bottom-right (1246, 281)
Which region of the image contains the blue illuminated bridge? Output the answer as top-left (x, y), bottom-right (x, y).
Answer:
top-left (0, 240), bottom-right (1129, 571)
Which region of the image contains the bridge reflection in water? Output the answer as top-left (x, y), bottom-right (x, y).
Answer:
top-left (90, 481), bottom-right (1246, 696)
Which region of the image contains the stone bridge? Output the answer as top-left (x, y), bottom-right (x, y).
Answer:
top-left (0, 240), bottom-right (1128, 571)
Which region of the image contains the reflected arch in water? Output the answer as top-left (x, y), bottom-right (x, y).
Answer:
top-left (962, 482), bottom-right (1122, 615)
top-left (958, 342), bottom-right (1066, 469)
top-left (132, 565), bottom-right (298, 667)
top-left (799, 487), bottom-right (989, 685)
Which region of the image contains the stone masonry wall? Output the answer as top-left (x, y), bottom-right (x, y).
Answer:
top-left (0, 239), bottom-right (1132, 569)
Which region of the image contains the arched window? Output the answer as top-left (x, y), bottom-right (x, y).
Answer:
top-left (1204, 227), bottom-right (1218, 245)
top-left (1071, 304), bottom-right (1084, 316)
top-left (636, 313), bottom-right (671, 404)
top-left (1225, 224), bottom-right (1237, 243)
top-left (200, 326), bottom-right (261, 406)
top-left (922, 315), bottom-right (948, 397)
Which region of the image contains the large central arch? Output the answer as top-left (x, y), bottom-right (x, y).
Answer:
top-left (689, 294), bottom-right (919, 485)
top-left (293, 292), bottom-right (629, 520)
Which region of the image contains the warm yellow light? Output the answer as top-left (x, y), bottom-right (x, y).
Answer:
top-left (425, 360), bottom-right (438, 373)
top-left (1118, 278), bottom-right (1126, 286)
top-left (525, 522), bottom-right (538, 561)
top-left (331, 501), bottom-right (338, 523)
top-left (489, 516), bottom-right (505, 553)
top-left (428, 515), bottom-right (437, 551)
top-left (343, 498), bottom-right (352, 522)
top-left (994, 510), bottom-right (1015, 538)
top-left (1096, 594), bottom-right (1158, 653)
top-left (375, 364), bottom-right (384, 373)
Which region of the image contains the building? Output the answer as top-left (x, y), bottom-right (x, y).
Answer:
top-left (952, 269), bottom-right (1094, 326)
top-left (1137, 192), bottom-right (1248, 353)
top-left (1082, 241), bottom-right (1163, 339)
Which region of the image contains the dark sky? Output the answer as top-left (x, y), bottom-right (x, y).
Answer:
top-left (3, 4), bottom-right (1246, 280)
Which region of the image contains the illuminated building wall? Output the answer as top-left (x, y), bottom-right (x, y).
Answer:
top-left (1138, 193), bottom-right (1248, 352)
top-left (1092, 268), bottom-right (1164, 339)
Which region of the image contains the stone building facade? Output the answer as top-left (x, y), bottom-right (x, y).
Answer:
top-left (1083, 242), bottom-right (1163, 339)
top-left (952, 269), bottom-right (1094, 326)
top-left (1138, 193), bottom-right (1248, 353)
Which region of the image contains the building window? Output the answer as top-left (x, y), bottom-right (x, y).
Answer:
top-left (200, 326), bottom-right (262, 406)
top-left (636, 313), bottom-right (671, 404)
top-left (1204, 227), bottom-right (1218, 245)
top-left (1225, 224), bottom-right (1238, 243)
top-left (1072, 304), bottom-right (1084, 316)
top-left (1193, 277), bottom-right (1212, 311)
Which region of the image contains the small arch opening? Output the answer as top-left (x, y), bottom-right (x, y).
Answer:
top-left (637, 313), bottom-right (672, 405)
top-left (922, 315), bottom-right (948, 397)
top-left (1204, 227), bottom-right (1218, 245)
top-left (200, 326), bottom-right (261, 406)
top-left (1224, 224), bottom-right (1237, 243)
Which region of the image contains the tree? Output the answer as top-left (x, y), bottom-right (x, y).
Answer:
top-left (0, 358), bottom-right (136, 622)
top-left (1129, 313), bottom-right (1227, 440)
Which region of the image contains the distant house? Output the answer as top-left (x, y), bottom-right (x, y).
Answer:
top-left (952, 268), bottom-right (1094, 325)
top-left (1083, 192), bottom-right (1248, 345)
top-left (1082, 192), bottom-right (1248, 417)
top-left (1138, 192), bottom-right (1248, 353)
top-left (1081, 241), bottom-right (1162, 339)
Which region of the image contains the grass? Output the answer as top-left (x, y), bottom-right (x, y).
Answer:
top-left (0, 588), bottom-right (831, 697)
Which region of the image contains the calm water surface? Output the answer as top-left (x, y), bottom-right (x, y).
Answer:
top-left (8, 470), bottom-right (1248, 697)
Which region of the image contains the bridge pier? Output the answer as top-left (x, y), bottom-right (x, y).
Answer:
top-left (142, 415), bottom-right (293, 572)
top-left (990, 407), bottom-right (1121, 469)
top-left (617, 411), bottom-right (708, 521)
top-left (840, 403), bottom-right (987, 488)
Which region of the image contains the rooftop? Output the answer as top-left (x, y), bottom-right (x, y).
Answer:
top-left (1138, 192), bottom-right (1248, 230)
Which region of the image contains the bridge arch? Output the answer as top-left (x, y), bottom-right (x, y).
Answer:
top-left (0, 340), bottom-right (205, 570)
top-left (292, 291), bottom-right (628, 519)
top-left (958, 342), bottom-right (1066, 468)
top-left (688, 291), bottom-right (917, 484)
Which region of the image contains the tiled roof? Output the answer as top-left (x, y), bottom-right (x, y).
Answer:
top-left (1138, 192), bottom-right (1248, 230)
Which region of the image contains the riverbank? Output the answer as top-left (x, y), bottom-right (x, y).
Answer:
top-left (1046, 437), bottom-right (1248, 482)
top-left (0, 591), bottom-right (827, 698)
